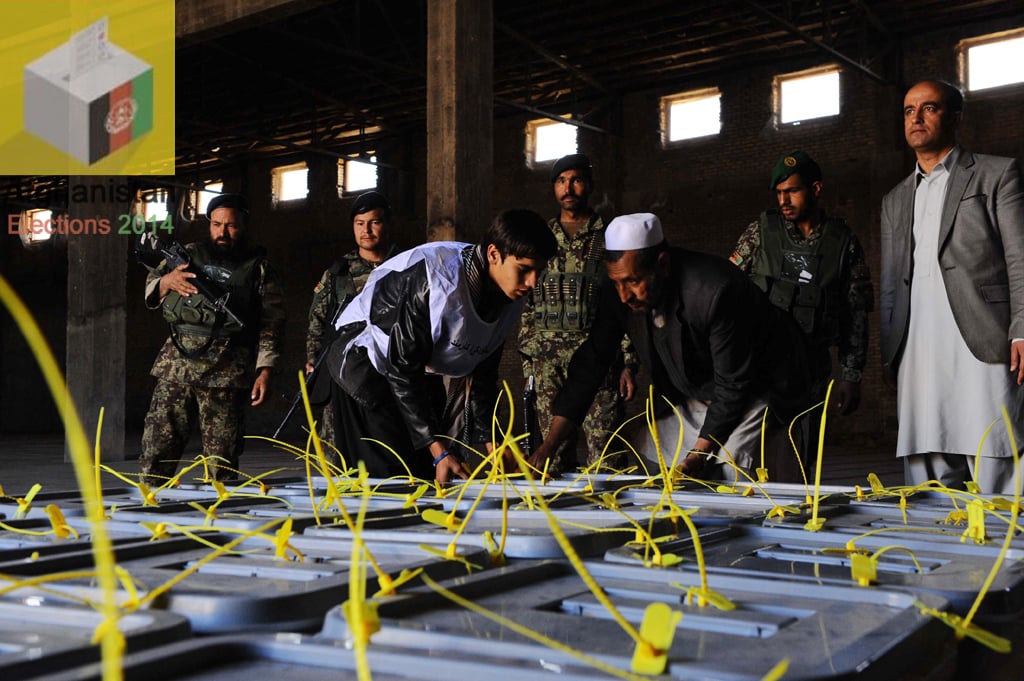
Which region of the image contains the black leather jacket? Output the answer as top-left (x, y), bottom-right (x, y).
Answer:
top-left (328, 256), bottom-right (507, 450)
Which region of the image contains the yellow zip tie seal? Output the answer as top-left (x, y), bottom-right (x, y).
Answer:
top-left (422, 508), bottom-right (463, 531)
top-left (44, 504), bottom-right (77, 539)
top-left (16, 483), bottom-right (42, 519)
top-left (631, 602), bottom-right (681, 675)
top-left (850, 552), bottom-right (876, 586)
top-left (962, 498), bottom-right (988, 544)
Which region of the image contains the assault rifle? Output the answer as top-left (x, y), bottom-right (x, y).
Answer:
top-left (522, 375), bottom-right (538, 457)
top-left (272, 293), bottom-right (352, 439)
top-left (135, 232), bottom-right (246, 330)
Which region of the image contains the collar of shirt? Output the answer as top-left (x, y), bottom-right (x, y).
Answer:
top-left (916, 145), bottom-right (960, 185)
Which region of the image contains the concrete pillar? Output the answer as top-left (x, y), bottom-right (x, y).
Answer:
top-left (426, 0), bottom-right (493, 241)
top-left (65, 177), bottom-right (129, 461)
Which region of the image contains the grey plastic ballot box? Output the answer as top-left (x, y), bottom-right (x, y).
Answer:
top-left (0, 514), bottom-right (161, 552)
top-left (318, 559), bottom-right (954, 681)
top-left (763, 499), bottom-right (1024, 549)
top-left (0, 600), bottom-right (189, 678)
top-left (0, 532), bottom-right (489, 634)
top-left (0, 487), bottom-right (131, 519)
top-left (303, 505), bottom-right (681, 559)
top-left (614, 485), bottom-right (850, 523)
top-left (603, 523), bottom-right (1024, 617)
top-left (28, 633), bottom-right (627, 681)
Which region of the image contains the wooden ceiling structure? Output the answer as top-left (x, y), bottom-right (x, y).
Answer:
top-left (3, 0), bottom-right (1021, 203)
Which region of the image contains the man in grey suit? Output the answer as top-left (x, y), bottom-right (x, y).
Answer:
top-left (881, 79), bottom-right (1024, 494)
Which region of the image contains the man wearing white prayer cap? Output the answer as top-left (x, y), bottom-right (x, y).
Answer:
top-left (525, 212), bottom-right (814, 479)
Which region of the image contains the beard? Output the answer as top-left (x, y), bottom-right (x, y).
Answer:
top-left (206, 236), bottom-right (245, 261)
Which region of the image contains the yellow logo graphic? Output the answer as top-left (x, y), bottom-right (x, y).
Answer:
top-left (0, 1), bottom-right (174, 175)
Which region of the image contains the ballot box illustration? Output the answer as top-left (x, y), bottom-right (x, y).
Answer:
top-left (23, 17), bottom-right (153, 165)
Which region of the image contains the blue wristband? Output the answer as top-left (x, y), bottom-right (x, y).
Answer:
top-left (432, 450), bottom-right (451, 467)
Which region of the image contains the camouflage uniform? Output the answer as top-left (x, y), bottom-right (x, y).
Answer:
top-left (140, 241), bottom-right (286, 483)
top-left (305, 247), bottom-right (394, 452)
top-left (730, 215), bottom-right (873, 384)
top-left (519, 214), bottom-right (637, 471)
top-left (731, 214), bottom-right (872, 477)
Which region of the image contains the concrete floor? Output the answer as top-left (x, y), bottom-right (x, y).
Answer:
top-left (0, 431), bottom-right (903, 496)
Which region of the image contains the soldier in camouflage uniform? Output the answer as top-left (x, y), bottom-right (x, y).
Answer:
top-left (519, 154), bottom-right (637, 472)
top-left (140, 194), bottom-right (286, 483)
top-left (305, 191), bottom-right (399, 455)
top-left (730, 150), bottom-right (873, 469)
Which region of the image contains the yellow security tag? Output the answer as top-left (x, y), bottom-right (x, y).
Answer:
top-left (421, 508), bottom-right (462, 530)
top-left (686, 586), bottom-right (736, 610)
top-left (761, 658), bottom-right (791, 681)
top-left (965, 480), bottom-right (981, 495)
top-left (962, 498), bottom-right (988, 544)
top-left (918, 603), bottom-right (1011, 653)
top-left (137, 483), bottom-right (158, 507)
top-left (804, 517), bottom-right (826, 532)
top-left (653, 553), bottom-right (683, 568)
top-left (630, 602), bottom-right (681, 675)
top-left (44, 504), bottom-right (77, 539)
top-left (742, 486), bottom-right (755, 497)
top-left (756, 467), bottom-right (769, 483)
top-left (482, 531), bottom-right (506, 566)
top-left (403, 483), bottom-right (429, 508)
top-left (944, 510), bottom-right (967, 525)
top-left (212, 480), bottom-right (230, 500)
top-left (716, 485), bottom-right (737, 494)
top-left (16, 483), bottom-right (42, 518)
top-left (854, 485), bottom-right (864, 500)
top-left (851, 552), bottom-right (876, 586)
top-left (867, 473), bottom-right (884, 494)
top-left (273, 517), bottom-right (294, 560)
top-left (342, 598), bottom-right (380, 645)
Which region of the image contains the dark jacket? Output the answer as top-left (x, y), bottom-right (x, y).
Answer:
top-left (328, 247), bottom-right (512, 450)
top-left (554, 248), bottom-right (812, 447)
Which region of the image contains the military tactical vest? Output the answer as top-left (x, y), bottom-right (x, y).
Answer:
top-left (749, 210), bottom-right (851, 344)
top-left (161, 242), bottom-right (262, 343)
top-left (531, 220), bottom-right (606, 332)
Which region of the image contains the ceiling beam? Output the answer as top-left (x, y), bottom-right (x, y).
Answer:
top-left (741, 0), bottom-right (891, 85)
top-left (496, 21), bottom-right (612, 96)
top-left (176, 0), bottom-right (333, 43)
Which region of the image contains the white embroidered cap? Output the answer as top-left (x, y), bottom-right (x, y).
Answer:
top-left (605, 213), bottom-right (664, 250)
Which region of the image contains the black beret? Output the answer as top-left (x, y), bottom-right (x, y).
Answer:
top-left (769, 150), bottom-right (822, 189)
top-left (206, 193), bottom-right (249, 218)
top-left (350, 191), bottom-right (391, 220)
top-left (550, 153), bottom-right (593, 182)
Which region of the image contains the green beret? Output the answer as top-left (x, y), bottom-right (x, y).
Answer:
top-left (769, 150), bottom-right (822, 189)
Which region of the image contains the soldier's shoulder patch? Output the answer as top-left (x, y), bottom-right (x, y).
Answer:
top-left (313, 281), bottom-right (324, 294)
top-left (729, 252), bottom-right (743, 266)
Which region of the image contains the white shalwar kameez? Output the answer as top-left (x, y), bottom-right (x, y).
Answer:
top-left (897, 149), bottom-right (1020, 478)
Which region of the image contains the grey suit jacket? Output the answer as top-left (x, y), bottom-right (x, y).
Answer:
top-left (880, 148), bottom-right (1024, 369)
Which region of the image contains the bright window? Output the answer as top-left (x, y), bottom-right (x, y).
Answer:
top-left (961, 30), bottom-right (1024, 91)
top-left (197, 182), bottom-right (223, 216)
top-left (340, 156), bottom-right (378, 194)
top-left (776, 67), bottom-right (841, 124)
top-left (19, 208), bottom-right (52, 246)
top-left (272, 162), bottom-right (308, 203)
top-left (139, 189), bottom-right (169, 223)
top-left (662, 88), bottom-right (721, 143)
top-left (527, 119), bottom-right (577, 165)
